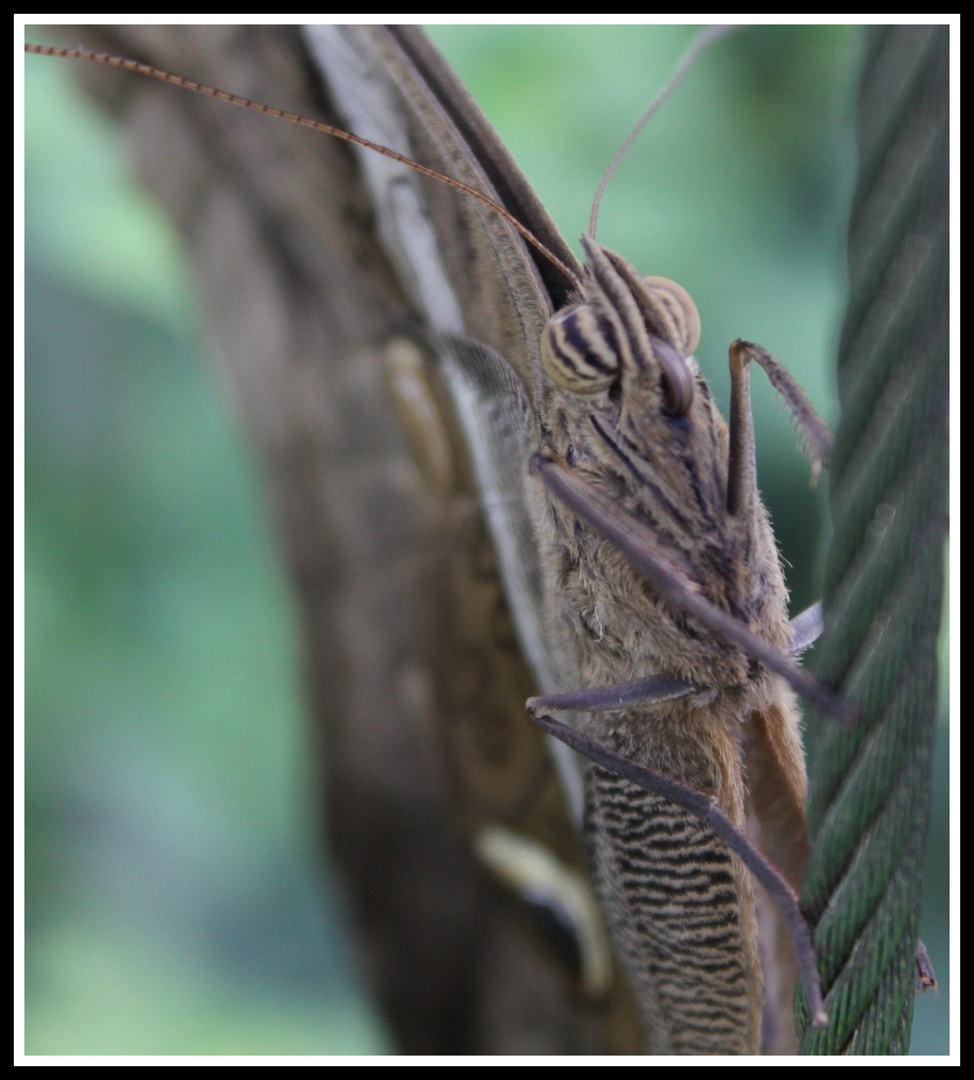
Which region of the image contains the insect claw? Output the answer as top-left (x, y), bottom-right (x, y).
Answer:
top-left (915, 940), bottom-right (938, 993)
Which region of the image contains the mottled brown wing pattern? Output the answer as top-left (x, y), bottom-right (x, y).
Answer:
top-left (25, 25), bottom-right (853, 1054)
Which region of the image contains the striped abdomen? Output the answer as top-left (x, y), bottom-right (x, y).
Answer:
top-left (585, 758), bottom-right (761, 1055)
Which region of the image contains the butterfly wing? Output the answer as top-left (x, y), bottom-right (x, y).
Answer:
top-left (63, 23), bottom-right (641, 1052)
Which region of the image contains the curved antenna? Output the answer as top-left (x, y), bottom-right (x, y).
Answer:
top-left (24, 43), bottom-right (583, 292)
top-left (588, 25), bottom-right (735, 239)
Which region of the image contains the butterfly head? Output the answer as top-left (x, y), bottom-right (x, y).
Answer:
top-left (540, 237), bottom-right (699, 415)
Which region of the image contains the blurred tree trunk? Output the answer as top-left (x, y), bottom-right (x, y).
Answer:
top-left (65, 24), bottom-right (640, 1054)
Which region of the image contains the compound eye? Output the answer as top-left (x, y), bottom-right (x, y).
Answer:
top-left (541, 304), bottom-right (620, 394)
top-left (643, 276), bottom-right (701, 357)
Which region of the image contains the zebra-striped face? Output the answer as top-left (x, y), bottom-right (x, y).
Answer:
top-left (540, 238), bottom-right (701, 410)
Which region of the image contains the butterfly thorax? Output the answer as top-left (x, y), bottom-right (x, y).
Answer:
top-left (536, 240), bottom-right (792, 699)
top-left (532, 240), bottom-right (802, 1053)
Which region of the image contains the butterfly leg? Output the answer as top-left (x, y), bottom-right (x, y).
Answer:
top-left (915, 939), bottom-right (938, 992)
top-left (526, 603), bottom-right (826, 708)
top-left (789, 601), bottom-right (825, 654)
top-left (527, 674), bottom-right (698, 717)
top-left (728, 340), bottom-right (834, 487)
top-left (531, 451), bottom-right (854, 723)
top-left (722, 346), bottom-right (827, 656)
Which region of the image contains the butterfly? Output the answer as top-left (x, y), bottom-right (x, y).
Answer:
top-left (20, 23), bottom-right (945, 1054)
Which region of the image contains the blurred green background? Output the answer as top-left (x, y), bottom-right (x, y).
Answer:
top-left (23, 24), bottom-right (948, 1056)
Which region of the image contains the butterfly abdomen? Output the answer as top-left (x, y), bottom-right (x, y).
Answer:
top-left (581, 700), bottom-right (762, 1054)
